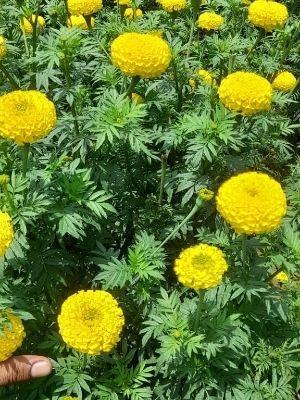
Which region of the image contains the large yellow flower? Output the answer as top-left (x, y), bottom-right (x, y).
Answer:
top-left (157, 0), bottom-right (187, 12)
top-left (67, 0), bottom-right (103, 15)
top-left (197, 12), bottom-right (224, 30)
top-left (0, 90), bottom-right (57, 144)
top-left (174, 244), bottom-right (228, 290)
top-left (58, 290), bottom-right (125, 355)
top-left (218, 71), bottom-right (272, 115)
top-left (0, 310), bottom-right (25, 362)
top-left (111, 32), bottom-right (171, 79)
top-left (20, 15), bottom-right (46, 35)
top-left (216, 172), bottom-right (287, 235)
top-left (67, 15), bottom-right (95, 29)
top-left (0, 212), bottom-right (14, 256)
top-left (272, 71), bottom-right (297, 92)
top-left (248, 1), bottom-right (288, 31)
top-left (0, 36), bottom-right (7, 58)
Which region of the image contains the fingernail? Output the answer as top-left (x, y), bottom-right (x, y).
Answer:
top-left (31, 360), bottom-right (52, 378)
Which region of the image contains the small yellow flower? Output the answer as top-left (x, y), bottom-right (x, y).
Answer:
top-left (197, 12), bottom-right (224, 30)
top-left (189, 78), bottom-right (196, 89)
top-left (174, 243), bottom-right (228, 290)
top-left (0, 36), bottom-right (7, 58)
top-left (248, 1), bottom-right (288, 32)
top-left (0, 212), bottom-right (14, 256)
top-left (157, 0), bottom-right (187, 12)
top-left (198, 188), bottom-right (214, 201)
top-left (20, 15), bottom-right (46, 35)
top-left (68, 0), bottom-right (103, 15)
top-left (0, 175), bottom-right (9, 185)
top-left (197, 69), bottom-right (213, 85)
top-left (131, 93), bottom-right (144, 104)
top-left (0, 310), bottom-right (25, 362)
top-left (124, 7), bottom-right (143, 18)
top-left (272, 71), bottom-right (297, 92)
top-left (276, 271), bottom-right (289, 282)
top-left (67, 15), bottom-right (95, 29)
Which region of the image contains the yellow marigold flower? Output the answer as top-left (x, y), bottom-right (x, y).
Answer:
top-left (115, 0), bottom-right (131, 5)
top-left (248, 1), bottom-right (288, 32)
top-left (131, 92), bottom-right (144, 104)
top-left (216, 172), bottom-right (287, 235)
top-left (20, 15), bottom-right (46, 35)
top-left (124, 7), bottom-right (143, 18)
top-left (157, 0), bottom-right (187, 12)
top-left (197, 69), bottom-right (213, 85)
top-left (68, 0), bottom-right (103, 16)
top-left (0, 212), bottom-right (14, 256)
top-left (174, 244), bottom-right (228, 290)
top-left (218, 71), bottom-right (272, 116)
top-left (58, 290), bottom-right (125, 355)
top-left (272, 71), bottom-right (297, 92)
top-left (67, 15), bottom-right (95, 29)
top-left (111, 32), bottom-right (171, 79)
top-left (197, 12), bottom-right (224, 30)
top-left (0, 174), bottom-right (9, 185)
top-left (198, 188), bottom-right (214, 201)
top-left (0, 36), bottom-right (7, 59)
top-left (0, 310), bottom-right (25, 362)
top-left (0, 90), bottom-right (57, 144)
top-left (189, 78), bottom-right (196, 89)
top-left (276, 271), bottom-right (289, 282)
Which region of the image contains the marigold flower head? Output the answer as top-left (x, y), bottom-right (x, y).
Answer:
top-left (67, 15), bottom-right (95, 29)
top-left (276, 271), bottom-right (289, 282)
top-left (272, 71), bottom-right (296, 92)
top-left (20, 15), bottom-right (46, 34)
top-left (58, 290), bottom-right (125, 355)
top-left (111, 32), bottom-right (171, 79)
top-left (248, 1), bottom-right (288, 31)
top-left (198, 188), bottom-right (214, 201)
top-left (124, 7), bottom-right (143, 18)
top-left (131, 93), bottom-right (144, 104)
top-left (174, 243), bottom-right (228, 290)
top-left (0, 212), bottom-right (14, 256)
top-left (157, 0), bottom-right (187, 12)
top-left (197, 69), bottom-right (213, 85)
top-left (0, 36), bottom-right (7, 58)
top-left (218, 71), bottom-right (272, 115)
top-left (197, 12), bottom-right (224, 30)
top-left (0, 174), bottom-right (9, 185)
top-left (0, 90), bottom-right (57, 144)
top-left (0, 310), bottom-right (25, 362)
top-left (68, 0), bottom-right (103, 15)
top-left (216, 172), bottom-right (287, 235)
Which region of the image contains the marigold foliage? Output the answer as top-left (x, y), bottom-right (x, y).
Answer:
top-left (218, 71), bottom-right (272, 115)
top-left (272, 71), bottom-right (297, 92)
top-left (174, 243), bottom-right (228, 290)
top-left (124, 7), bottom-right (143, 18)
top-left (276, 271), bottom-right (289, 282)
top-left (0, 90), bottom-right (57, 144)
top-left (67, 0), bottom-right (103, 15)
top-left (20, 15), bottom-right (45, 34)
top-left (111, 32), bottom-right (171, 79)
top-left (131, 92), bottom-right (144, 104)
top-left (157, 0), bottom-right (187, 12)
top-left (0, 310), bottom-right (25, 362)
top-left (197, 12), bottom-right (224, 30)
top-left (248, 0), bottom-right (288, 31)
top-left (58, 290), bottom-right (125, 355)
top-left (216, 172), bottom-right (287, 235)
top-left (67, 15), bottom-right (95, 29)
top-left (0, 36), bottom-right (7, 58)
top-left (0, 212), bottom-right (14, 256)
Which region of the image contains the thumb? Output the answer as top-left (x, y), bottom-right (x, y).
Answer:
top-left (0, 355), bottom-right (52, 386)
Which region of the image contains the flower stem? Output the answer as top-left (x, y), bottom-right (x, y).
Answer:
top-left (22, 29), bottom-right (30, 58)
top-left (283, 348), bottom-right (300, 355)
top-left (241, 234), bottom-right (247, 267)
top-left (22, 143), bottom-right (30, 178)
top-left (266, 267), bottom-right (283, 282)
top-left (172, 59), bottom-right (183, 111)
top-left (126, 76), bottom-right (140, 98)
top-left (84, 15), bottom-right (93, 30)
top-left (0, 62), bottom-right (20, 89)
top-left (62, 55), bottom-right (80, 135)
top-left (246, 30), bottom-right (264, 60)
top-left (158, 154), bottom-right (167, 206)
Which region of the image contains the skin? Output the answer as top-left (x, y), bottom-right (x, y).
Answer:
top-left (0, 355), bottom-right (52, 386)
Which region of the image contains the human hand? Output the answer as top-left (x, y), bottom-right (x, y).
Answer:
top-left (0, 355), bottom-right (52, 386)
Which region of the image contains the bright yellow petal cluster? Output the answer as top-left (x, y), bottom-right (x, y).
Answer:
top-left (0, 36), bottom-right (7, 58)
top-left (248, 1), bottom-right (288, 31)
top-left (0, 310), bottom-right (25, 362)
top-left (0, 90), bottom-right (57, 144)
top-left (197, 12), bottom-right (224, 30)
top-left (124, 7), bottom-right (143, 18)
top-left (115, 0), bottom-right (131, 5)
top-left (131, 93), bottom-right (144, 104)
top-left (216, 172), bottom-right (287, 235)
top-left (174, 244), bottom-right (228, 290)
top-left (198, 69), bottom-right (213, 85)
top-left (276, 271), bottom-right (289, 282)
top-left (272, 71), bottom-right (296, 92)
top-left (218, 72), bottom-right (272, 115)
top-left (20, 15), bottom-right (46, 34)
top-left (111, 32), bottom-right (171, 79)
top-left (189, 78), bottom-right (196, 89)
top-left (58, 290), bottom-right (125, 355)
top-left (67, 15), bottom-right (95, 29)
top-left (0, 212), bottom-right (14, 256)
top-left (157, 0), bottom-right (187, 12)
top-left (67, 0), bottom-right (103, 15)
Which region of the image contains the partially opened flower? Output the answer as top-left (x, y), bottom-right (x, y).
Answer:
top-left (276, 271), bottom-right (289, 282)
top-left (58, 290), bottom-right (125, 355)
top-left (67, 0), bottom-right (103, 15)
top-left (20, 15), bottom-right (46, 34)
top-left (0, 36), bottom-right (7, 58)
top-left (157, 0), bottom-right (187, 12)
top-left (67, 15), bottom-right (95, 29)
top-left (174, 243), bottom-right (228, 290)
top-left (124, 7), bottom-right (143, 18)
top-left (0, 310), bottom-right (25, 362)
top-left (0, 90), bottom-right (57, 144)
top-left (197, 69), bottom-right (213, 85)
top-left (0, 212), bottom-right (14, 256)
top-left (272, 71), bottom-right (297, 92)
top-left (248, 1), bottom-right (288, 31)
top-left (197, 12), bottom-right (224, 30)
top-left (111, 32), bottom-right (171, 79)
top-left (216, 172), bottom-right (287, 235)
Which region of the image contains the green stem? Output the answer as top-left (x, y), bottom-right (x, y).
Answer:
top-left (241, 234), bottom-right (247, 268)
top-left (186, 16), bottom-right (196, 58)
top-left (158, 154), bottom-right (167, 206)
top-left (22, 143), bottom-right (30, 177)
top-left (84, 15), bottom-right (93, 30)
top-left (278, 24), bottom-right (300, 69)
top-left (63, 0), bottom-right (69, 16)
top-left (22, 28), bottom-right (30, 58)
top-left (0, 62), bottom-right (20, 89)
top-left (172, 60), bottom-right (183, 111)
top-left (63, 56), bottom-right (80, 135)
top-left (283, 348), bottom-right (300, 355)
top-left (246, 30), bottom-right (264, 60)
top-left (3, 184), bottom-right (15, 211)
top-left (267, 267), bottom-right (283, 282)
top-left (126, 76), bottom-right (140, 98)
